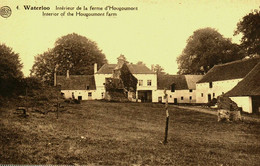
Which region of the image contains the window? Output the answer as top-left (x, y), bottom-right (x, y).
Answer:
top-left (209, 82), bottom-right (213, 88)
top-left (147, 80), bottom-right (152, 86)
top-left (88, 92), bottom-right (92, 97)
top-left (170, 95), bottom-right (172, 98)
top-left (201, 93), bottom-right (203, 97)
top-left (181, 96), bottom-right (184, 100)
top-left (86, 85), bottom-right (90, 90)
top-left (101, 92), bottom-right (104, 98)
top-left (213, 93), bottom-right (215, 97)
top-left (189, 89), bottom-right (193, 92)
top-left (103, 83), bottom-right (105, 85)
top-left (138, 80), bottom-right (143, 86)
top-left (171, 83), bottom-right (175, 92)
top-left (190, 96), bottom-right (192, 100)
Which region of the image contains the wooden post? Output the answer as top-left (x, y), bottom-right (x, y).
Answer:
top-left (163, 89), bottom-right (169, 144)
top-left (24, 87), bottom-right (28, 117)
top-left (56, 86), bottom-right (60, 119)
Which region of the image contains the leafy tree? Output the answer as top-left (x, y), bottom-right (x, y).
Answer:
top-left (152, 64), bottom-right (165, 76)
top-left (234, 9), bottom-right (260, 56)
top-left (31, 33), bottom-right (107, 84)
top-left (30, 49), bottom-right (55, 85)
top-left (177, 28), bottom-right (245, 74)
top-left (136, 61), bottom-right (145, 65)
top-left (0, 44), bottom-right (23, 97)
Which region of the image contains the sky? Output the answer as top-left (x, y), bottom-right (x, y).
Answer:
top-left (0, 0), bottom-right (259, 76)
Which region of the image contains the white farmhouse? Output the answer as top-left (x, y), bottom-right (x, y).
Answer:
top-left (225, 61), bottom-right (260, 114)
top-left (196, 57), bottom-right (260, 104)
top-left (95, 55), bottom-right (156, 102)
top-left (57, 72), bottom-right (97, 100)
top-left (57, 55), bottom-right (156, 101)
top-left (153, 75), bottom-right (202, 104)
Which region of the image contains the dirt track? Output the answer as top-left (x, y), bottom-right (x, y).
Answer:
top-left (174, 105), bottom-right (260, 123)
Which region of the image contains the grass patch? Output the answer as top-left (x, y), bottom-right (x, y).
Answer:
top-left (0, 101), bottom-right (260, 165)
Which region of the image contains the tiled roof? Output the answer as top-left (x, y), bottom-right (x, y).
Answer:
top-left (96, 63), bottom-right (155, 74)
top-left (57, 75), bottom-right (96, 90)
top-left (158, 75), bottom-right (188, 90)
top-left (197, 57), bottom-right (260, 83)
top-left (225, 62), bottom-right (260, 97)
top-left (185, 75), bottom-right (203, 89)
top-left (127, 64), bottom-right (155, 74)
top-left (95, 64), bottom-right (117, 74)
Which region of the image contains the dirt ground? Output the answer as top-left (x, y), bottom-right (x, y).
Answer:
top-left (0, 101), bottom-right (260, 165)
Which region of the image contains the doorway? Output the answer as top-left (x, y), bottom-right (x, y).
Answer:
top-left (174, 98), bottom-right (178, 104)
top-left (208, 94), bottom-right (212, 102)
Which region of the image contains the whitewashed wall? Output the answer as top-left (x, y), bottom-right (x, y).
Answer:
top-left (94, 73), bottom-right (112, 99)
top-left (61, 90), bottom-right (99, 100)
top-left (134, 74), bottom-right (157, 91)
top-left (231, 96), bottom-right (252, 113)
top-left (152, 89), bottom-right (197, 103)
top-left (196, 78), bottom-right (242, 103)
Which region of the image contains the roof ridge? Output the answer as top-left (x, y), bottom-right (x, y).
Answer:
top-left (57, 75), bottom-right (94, 77)
top-left (215, 57), bottom-right (260, 67)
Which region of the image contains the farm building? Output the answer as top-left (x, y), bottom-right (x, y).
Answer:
top-left (95, 55), bottom-right (157, 102)
top-left (57, 55), bottom-right (204, 103)
top-left (225, 61), bottom-right (260, 114)
top-left (56, 72), bottom-right (97, 100)
top-left (57, 55), bottom-right (156, 101)
top-left (196, 57), bottom-right (260, 104)
top-left (153, 75), bottom-right (202, 104)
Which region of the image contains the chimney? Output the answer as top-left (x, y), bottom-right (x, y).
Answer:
top-left (66, 70), bottom-right (69, 78)
top-left (94, 63), bottom-right (97, 73)
top-left (151, 64), bottom-right (154, 71)
top-left (117, 54), bottom-right (126, 68)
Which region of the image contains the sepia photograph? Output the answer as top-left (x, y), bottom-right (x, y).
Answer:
top-left (0, 0), bottom-right (259, 165)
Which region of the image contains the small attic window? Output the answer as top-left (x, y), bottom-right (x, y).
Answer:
top-left (189, 89), bottom-right (193, 92)
top-left (171, 83), bottom-right (175, 92)
top-left (86, 85), bottom-right (90, 90)
top-left (209, 82), bottom-right (213, 88)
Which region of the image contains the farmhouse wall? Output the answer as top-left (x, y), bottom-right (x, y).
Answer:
top-left (230, 96), bottom-right (252, 113)
top-left (134, 74), bottom-right (157, 91)
top-left (196, 78), bottom-right (242, 103)
top-left (153, 89), bottom-right (197, 103)
top-left (61, 90), bottom-right (98, 100)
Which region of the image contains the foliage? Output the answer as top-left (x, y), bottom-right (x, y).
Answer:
top-left (136, 61), bottom-right (145, 65)
top-left (119, 63), bottom-right (138, 92)
top-left (152, 64), bottom-right (165, 76)
top-left (105, 78), bottom-right (124, 91)
top-left (234, 9), bottom-right (260, 56)
top-left (31, 33), bottom-right (107, 85)
top-left (17, 77), bottom-right (63, 112)
top-left (0, 44), bottom-right (23, 97)
top-left (30, 50), bottom-right (55, 85)
top-left (177, 28), bottom-right (245, 74)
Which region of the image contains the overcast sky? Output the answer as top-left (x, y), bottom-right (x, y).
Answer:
top-left (1, 0), bottom-right (259, 76)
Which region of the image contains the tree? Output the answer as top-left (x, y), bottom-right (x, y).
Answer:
top-left (152, 64), bottom-right (165, 76)
top-left (30, 49), bottom-right (56, 85)
top-left (31, 33), bottom-right (107, 84)
top-left (177, 28), bottom-right (245, 74)
top-left (234, 9), bottom-right (260, 56)
top-left (0, 44), bottom-right (23, 97)
top-left (136, 61), bottom-right (145, 65)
